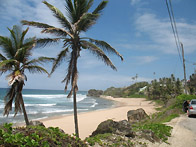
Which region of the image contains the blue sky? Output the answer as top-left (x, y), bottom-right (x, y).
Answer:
top-left (0, 0), bottom-right (196, 91)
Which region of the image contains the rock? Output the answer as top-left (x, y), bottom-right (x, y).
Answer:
top-left (29, 121), bottom-right (45, 127)
top-left (87, 89), bottom-right (103, 97)
top-left (91, 119), bottom-right (135, 138)
top-left (127, 108), bottom-right (149, 123)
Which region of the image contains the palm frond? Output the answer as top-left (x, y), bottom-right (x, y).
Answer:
top-left (0, 59), bottom-right (16, 68)
top-left (65, 0), bottom-right (75, 22)
top-left (81, 40), bottom-right (116, 70)
top-left (26, 65), bottom-right (50, 75)
top-left (75, 13), bottom-right (99, 32)
top-left (21, 20), bottom-right (54, 29)
top-left (51, 47), bottom-right (70, 75)
top-left (86, 0), bottom-right (94, 12)
top-left (0, 53), bottom-right (7, 61)
top-left (88, 38), bottom-right (123, 61)
top-left (41, 28), bottom-right (72, 38)
top-left (93, 1), bottom-right (108, 14)
top-left (4, 84), bottom-right (17, 116)
top-left (7, 27), bottom-right (18, 49)
top-left (43, 1), bottom-right (72, 32)
top-left (20, 27), bottom-right (29, 47)
top-left (0, 36), bottom-right (15, 58)
top-left (25, 57), bottom-right (55, 67)
top-left (36, 38), bottom-right (60, 48)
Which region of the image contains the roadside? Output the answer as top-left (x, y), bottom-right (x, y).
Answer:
top-left (154, 114), bottom-right (196, 147)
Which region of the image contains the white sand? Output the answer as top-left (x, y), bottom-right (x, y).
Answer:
top-left (41, 97), bottom-right (157, 139)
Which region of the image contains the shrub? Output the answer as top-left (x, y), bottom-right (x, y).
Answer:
top-left (0, 123), bottom-right (87, 147)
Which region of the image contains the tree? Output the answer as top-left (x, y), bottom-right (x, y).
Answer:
top-left (188, 73), bottom-right (196, 94)
top-left (0, 25), bottom-right (53, 125)
top-left (21, 0), bottom-right (123, 137)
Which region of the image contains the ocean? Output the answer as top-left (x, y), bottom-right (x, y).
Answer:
top-left (0, 88), bottom-right (114, 125)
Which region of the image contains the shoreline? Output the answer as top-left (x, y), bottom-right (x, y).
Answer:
top-left (40, 97), bottom-right (157, 139)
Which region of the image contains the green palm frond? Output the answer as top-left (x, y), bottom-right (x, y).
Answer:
top-left (0, 36), bottom-right (15, 58)
top-left (75, 13), bottom-right (99, 32)
top-left (87, 38), bottom-right (123, 61)
top-left (51, 47), bottom-right (70, 74)
top-left (21, 20), bottom-right (54, 29)
top-left (20, 27), bottom-right (29, 47)
top-left (25, 57), bottom-right (55, 67)
top-left (81, 40), bottom-right (116, 70)
top-left (65, 0), bottom-right (75, 22)
top-left (26, 65), bottom-right (49, 75)
top-left (85, 0), bottom-right (94, 12)
top-left (8, 27), bottom-right (18, 49)
top-left (36, 38), bottom-right (60, 48)
top-left (0, 53), bottom-right (7, 61)
top-left (0, 59), bottom-right (16, 68)
top-left (43, 1), bottom-right (72, 32)
top-left (93, 1), bottom-right (108, 14)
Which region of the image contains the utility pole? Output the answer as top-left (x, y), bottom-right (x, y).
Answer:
top-left (181, 43), bottom-right (188, 94)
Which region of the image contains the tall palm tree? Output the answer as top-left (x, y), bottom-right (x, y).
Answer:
top-left (21, 0), bottom-right (123, 136)
top-left (0, 25), bottom-right (54, 125)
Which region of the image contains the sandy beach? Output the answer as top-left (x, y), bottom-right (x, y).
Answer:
top-left (41, 97), bottom-right (157, 139)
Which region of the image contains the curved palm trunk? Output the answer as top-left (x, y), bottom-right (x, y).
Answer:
top-left (21, 94), bottom-right (30, 126)
top-left (19, 82), bottom-right (30, 126)
top-left (73, 87), bottom-right (79, 137)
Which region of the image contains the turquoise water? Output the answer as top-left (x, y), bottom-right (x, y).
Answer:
top-left (0, 88), bottom-right (114, 124)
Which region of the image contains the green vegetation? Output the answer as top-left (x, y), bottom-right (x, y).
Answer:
top-left (0, 123), bottom-right (87, 147)
top-left (147, 74), bottom-right (183, 104)
top-left (133, 123), bottom-right (172, 143)
top-left (0, 25), bottom-right (53, 126)
top-left (187, 73), bottom-right (196, 95)
top-left (85, 133), bottom-right (135, 146)
top-left (21, 0), bottom-right (123, 137)
top-left (104, 82), bottom-right (149, 98)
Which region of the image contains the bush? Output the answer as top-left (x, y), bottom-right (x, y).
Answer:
top-left (133, 123), bottom-right (172, 142)
top-left (0, 123), bottom-right (87, 147)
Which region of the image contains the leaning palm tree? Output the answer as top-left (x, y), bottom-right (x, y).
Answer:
top-left (21, 0), bottom-right (123, 136)
top-left (0, 25), bottom-right (54, 125)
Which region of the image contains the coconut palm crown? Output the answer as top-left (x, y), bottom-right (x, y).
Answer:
top-left (0, 25), bottom-right (54, 125)
top-left (21, 0), bottom-right (123, 136)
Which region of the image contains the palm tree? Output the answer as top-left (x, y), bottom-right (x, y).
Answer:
top-left (0, 25), bottom-right (54, 125)
top-left (21, 0), bottom-right (123, 137)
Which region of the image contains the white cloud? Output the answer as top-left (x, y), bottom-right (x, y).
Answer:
top-left (121, 13), bottom-right (196, 54)
top-left (134, 56), bottom-right (158, 64)
top-left (130, 0), bottom-right (141, 5)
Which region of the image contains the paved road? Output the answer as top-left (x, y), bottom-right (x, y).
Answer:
top-left (180, 115), bottom-right (196, 135)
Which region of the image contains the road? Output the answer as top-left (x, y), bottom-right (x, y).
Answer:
top-left (152, 115), bottom-right (196, 147)
top-left (180, 115), bottom-right (196, 135)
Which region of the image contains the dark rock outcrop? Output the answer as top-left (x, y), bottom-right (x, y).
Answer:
top-left (127, 108), bottom-right (149, 123)
top-left (87, 89), bottom-right (103, 97)
top-left (91, 119), bottom-right (135, 138)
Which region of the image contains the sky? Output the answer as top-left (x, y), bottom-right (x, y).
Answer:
top-left (0, 0), bottom-right (196, 91)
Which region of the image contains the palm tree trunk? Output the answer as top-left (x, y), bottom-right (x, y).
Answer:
top-left (73, 87), bottom-right (79, 137)
top-left (20, 94), bottom-right (30, 126)
top-left (19, 82), bottom-right (30, 126)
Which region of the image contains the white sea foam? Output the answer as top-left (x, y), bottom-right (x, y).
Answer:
top-left (23, 94), bottom-right (87, 102)
top-left (42, 109), bottom-right (74, 114)
top-left (90, 102), bottom-right (98, 108)
top-left (25, 104), bottom-right (56, 107)
top-left (23, 94), bottom-right (66, 99)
